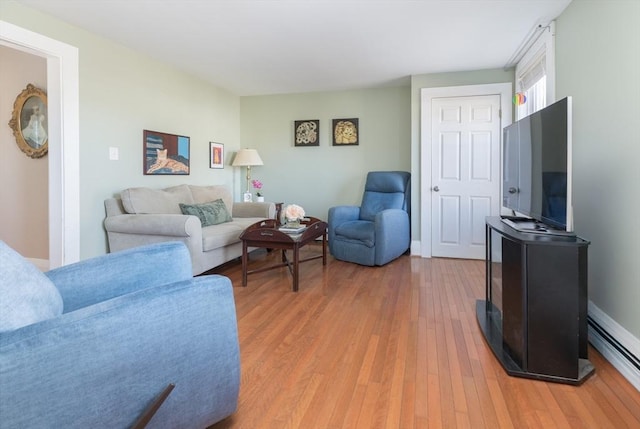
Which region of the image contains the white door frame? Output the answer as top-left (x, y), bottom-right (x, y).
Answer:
top-left (420, 83), bottom-right (512, 258)
top-left (0, 20), bottom-right (80, 267)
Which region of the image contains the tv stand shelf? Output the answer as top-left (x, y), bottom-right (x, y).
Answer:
top-left (477, 217), bottom-right (594, 385)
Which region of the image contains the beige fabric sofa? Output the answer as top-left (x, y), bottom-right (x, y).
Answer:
top-left (104, 184), bottom-right (275, 275)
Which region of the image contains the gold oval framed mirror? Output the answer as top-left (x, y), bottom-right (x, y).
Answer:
top-left (8, 84), bottom-right (48, 159)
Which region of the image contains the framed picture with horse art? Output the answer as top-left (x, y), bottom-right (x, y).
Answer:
top-left (143, 130), bottom-right (190, 175)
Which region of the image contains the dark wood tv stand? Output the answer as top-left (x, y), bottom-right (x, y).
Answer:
top-left (476, 217), bottom-right (594, 385)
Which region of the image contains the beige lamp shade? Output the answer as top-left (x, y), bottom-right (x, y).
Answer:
top-left (232, 149), bottom-right (263, 194)
top-left (232, 149), bottom-right (263, 167)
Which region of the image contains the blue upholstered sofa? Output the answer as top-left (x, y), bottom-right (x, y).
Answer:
top-left (0, 241), bottom-right (240, 428)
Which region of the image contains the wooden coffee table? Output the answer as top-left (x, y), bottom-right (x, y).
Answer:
top-left (239, 217), bottom-right (327, 292)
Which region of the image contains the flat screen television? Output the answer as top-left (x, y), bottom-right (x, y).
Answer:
top-left (502, 96), bottom-right (574, 235)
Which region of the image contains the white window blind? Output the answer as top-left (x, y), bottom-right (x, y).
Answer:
top-left (515, 22), bottom-right (555, 120)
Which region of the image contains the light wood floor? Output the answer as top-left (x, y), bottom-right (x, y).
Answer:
top-left (209, 245), bottom-right (640, 429)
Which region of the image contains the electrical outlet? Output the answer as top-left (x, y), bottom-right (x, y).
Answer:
top-left (109, 147), bottom-right (119, 160)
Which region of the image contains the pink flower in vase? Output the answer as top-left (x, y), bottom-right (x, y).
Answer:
top-left (251, 179), bottom-right (263, 197)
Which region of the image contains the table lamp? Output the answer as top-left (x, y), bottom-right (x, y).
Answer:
top-left (232, 149), bottom-right (263, 201)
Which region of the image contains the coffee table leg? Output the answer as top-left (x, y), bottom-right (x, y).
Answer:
top-left (322, 232), bottom-right (327, 265)
top-left (242, 241), bottom-right (248, 287)
top-left (292, 245), bottom-right (299, 292)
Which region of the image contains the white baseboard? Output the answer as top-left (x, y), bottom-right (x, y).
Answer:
top-left (27, 258), bottom-right (50, 272)
top-left (588, 301), bottom-right (640, 391)
top-left (410, 240), bottom-right (423, 256)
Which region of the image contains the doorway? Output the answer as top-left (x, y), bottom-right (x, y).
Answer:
top-left (0, 20), bottom-right (80, 267)
top-left (420, 83), bottom-right (512, 259)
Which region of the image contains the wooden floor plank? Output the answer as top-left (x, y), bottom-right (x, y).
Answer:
top-left (209, 248), bottom-right (640, 428)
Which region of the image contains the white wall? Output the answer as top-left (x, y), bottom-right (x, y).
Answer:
top-left (0, 1), bottom-right (242, 259)
top-left (0, 45), bottom-right (48, 259)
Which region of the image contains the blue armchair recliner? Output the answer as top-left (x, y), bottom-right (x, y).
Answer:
top-left (328, 171), bottom-right (411, 266)
top-left (0, 241), bottom-right (240, 428)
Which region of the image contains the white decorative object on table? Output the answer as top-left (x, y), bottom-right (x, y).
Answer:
top-left (283, 204), bottom-right (305, 227)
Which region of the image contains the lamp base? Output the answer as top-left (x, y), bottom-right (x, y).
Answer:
top-left (243, 191), bottom-right (252, 202)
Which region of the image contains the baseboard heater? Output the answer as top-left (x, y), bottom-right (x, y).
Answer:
top-left (588, 316), bottom-right (640, 390)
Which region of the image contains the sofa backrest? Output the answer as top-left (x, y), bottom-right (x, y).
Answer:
top-left (121, 184), bottom-right (194, 214)
top-left (189, 185), bottom-right (233, 217)
top-left (118, 184), bottom-right (233, 216)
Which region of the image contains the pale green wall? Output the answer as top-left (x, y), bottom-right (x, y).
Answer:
top-left (240, 86), bottom-right (411, 221)
top-left (556, 0), bottom-right (640, 339)
top-left (1, 2), bottom-right (241, 260)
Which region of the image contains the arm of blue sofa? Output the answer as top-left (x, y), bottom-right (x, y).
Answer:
top-left (0, 275), bottom-right (240, 429)
top-left (46, 241), bottom-right (193, 313)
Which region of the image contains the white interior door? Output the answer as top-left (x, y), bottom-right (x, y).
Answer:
top-left (430, 95), bottom-right (501, 259)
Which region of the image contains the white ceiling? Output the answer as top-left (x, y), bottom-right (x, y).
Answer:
top-left (16, 0), bottom-right (572, 96)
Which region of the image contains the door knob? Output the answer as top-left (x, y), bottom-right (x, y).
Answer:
top-left (433, 186), bottom-right (440, 192)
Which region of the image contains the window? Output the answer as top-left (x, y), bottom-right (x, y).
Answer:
top-left (515, 22), bottom-right (556, 120)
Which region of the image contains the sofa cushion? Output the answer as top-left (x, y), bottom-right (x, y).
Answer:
top-left (0, 241), bottom-right (63, 332)
top-left (180, 200), bottom-right (233, 227)
top-left (201, 218), bottom-right (265, 251)
top-left (121, 184), bottom-right (194, 214)
top-left (201, 223), bottom-right (245, 251)
top-left (189, 185), bottom-right (233, 217)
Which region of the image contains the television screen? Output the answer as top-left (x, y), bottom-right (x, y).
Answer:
top-left (502, 97), bottom-right (573, 233)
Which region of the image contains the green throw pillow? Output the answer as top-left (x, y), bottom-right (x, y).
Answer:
top-left (179, 199), bottom-right (232, 226)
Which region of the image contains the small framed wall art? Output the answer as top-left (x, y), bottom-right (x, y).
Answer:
top-left (143, 130), bottom-right (190, 175)
top-left (294, 119), bottom-right (320, 146)
top-left (332, 118), bottom-right (359, 146)
top-left (8, 84), bottom-right (48, 159)
top-left (210, 142), bottom-right (224, 169)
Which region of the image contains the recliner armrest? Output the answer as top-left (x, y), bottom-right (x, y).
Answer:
top-left (46, 242), bottom-right (193, 313)
top-left (374, 208), bottom-right (409, 225)
top-left (327, 206), bottom-right (361, 252)
top-left (0, 275), bottom-right (240, 428)
top-left (374, 209), bottom-right (410, 265)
